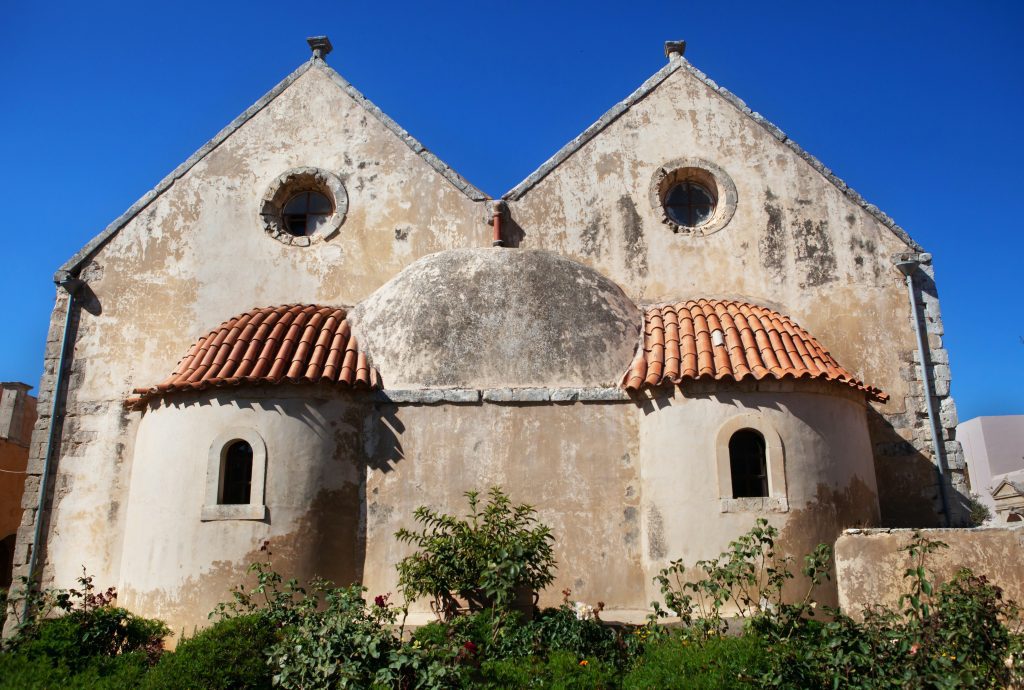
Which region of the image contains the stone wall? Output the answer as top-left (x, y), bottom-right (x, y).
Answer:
top-left (836, 526), bottom-right (1024, 615)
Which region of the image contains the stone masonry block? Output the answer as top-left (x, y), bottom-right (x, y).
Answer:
top-left (549, 388), bottom-right (581, 402)
top-left (939, 397), bottom-right (958, 429)
top-left (482, 389), bottom-right (514, 402)
top-left (580, 387), bottom-right (630, 401)
top-left (512, 389), bottom-right (550, 402)
top-left (933, 379), bottom-right (950, 397)
top-left (19, 507), bottom-right (35, 528)
top-left (441, 389), bottom-right (480, 403)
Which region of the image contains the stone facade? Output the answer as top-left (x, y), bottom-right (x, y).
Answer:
top-left (7, 42), bottom-right (967, 636)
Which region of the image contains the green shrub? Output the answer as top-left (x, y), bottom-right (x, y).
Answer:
top-left (622, 634), bottom-right (768, 689)
top-left (11, 606), bottom-right (168, 671)
top-left (142, 614), bottom-right (277, 689)
top-left (650, 518), bottom-right (831, 640)
top-left (396, 487), bottom-right (556, 618)
top-left (755, 533), bottom-right (1024, 689)
top-left (443, 608), bottom-right (538, 659)
top-left (218, 571), bottom-right (459, 690)
top-left (0, 649), bottom-right (150, 689)
top-left (3, 569), bottom-right (168, 683)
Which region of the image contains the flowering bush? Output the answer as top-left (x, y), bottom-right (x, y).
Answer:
top-left (395, 487), bottom-right (556, 619)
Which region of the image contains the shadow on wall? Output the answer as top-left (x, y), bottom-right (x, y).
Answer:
top-left (365, 405), bottom-right (405, 473)
top-left (867, 407), bottom-right (969, 528)
top-left (0, 534), bottom-right (15, 589)
top-left (499, 213), bottom-right (527, 249)
top-left (254, 400), bottom-right (409, 588)
top-left (777, 477), bottom-right (880, 609)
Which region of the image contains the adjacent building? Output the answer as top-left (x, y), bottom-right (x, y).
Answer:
top-left (959, 415), bottom-right (1024, 522)
top-left (0, 383), bottom-right (37, 590)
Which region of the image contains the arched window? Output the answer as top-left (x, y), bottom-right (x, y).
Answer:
top-left (729, 430), bottom-right (768, 498)
top-left (220, 440), bottom-right (254, 505)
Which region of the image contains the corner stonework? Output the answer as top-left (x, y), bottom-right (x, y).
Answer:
top-left (879, 253), bottom-right (968, 526)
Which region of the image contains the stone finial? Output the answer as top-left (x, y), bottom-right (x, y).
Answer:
top-left (664, 40), bottom-right (687, 60)
top-left (307, 36), bottom-right (333, 60)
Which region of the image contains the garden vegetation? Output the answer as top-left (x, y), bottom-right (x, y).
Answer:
top-left (0, 487), bottom-right (1021, 688)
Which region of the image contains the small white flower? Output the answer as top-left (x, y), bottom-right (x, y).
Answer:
top-left (573, 601), bottom-right (595, 621)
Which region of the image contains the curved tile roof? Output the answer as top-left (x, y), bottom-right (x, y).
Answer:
top-left (621, 299), bottom-right (887, 402)
top-left (128, 304), bottom-right (379, 406)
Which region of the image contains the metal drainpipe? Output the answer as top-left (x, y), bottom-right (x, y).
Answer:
top-left (23, 275), bottom-right (82, 618)
top-left (895, 259), bottom-right (951, 527)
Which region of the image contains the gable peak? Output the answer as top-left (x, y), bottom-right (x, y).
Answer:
top-left (307, 35), bottom-right (333, 61)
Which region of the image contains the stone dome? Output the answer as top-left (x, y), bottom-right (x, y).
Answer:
top-left (349, 248), bottom-right (641, 389)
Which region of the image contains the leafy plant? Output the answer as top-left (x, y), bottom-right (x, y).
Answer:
top-left (211, 550), bottom-right (309, 629)
top-left (142, 613), bottom-right (277, 689)
top-left (477, 650), bottom-right (619, 689)
top-left (267, 584), bottom-right (460, 689)
top-left (395, 487), bottom-right (556, 619)
top-left (4, 568), bottom-right (168, 670)
top-left (756, 531), bottom-right (1024, 689)
top-left (650, 518), bottom-right (830, 639)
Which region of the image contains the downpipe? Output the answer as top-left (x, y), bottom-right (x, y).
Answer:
top-left (895, 259), bottom-right (951, 527)
top-left (22, 274), bottom-right (82, 619)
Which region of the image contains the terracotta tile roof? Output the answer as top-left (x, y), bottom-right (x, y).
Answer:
top-left (127, 305), bottom-right (379, 407)
top-left (622, 299), bottom-right (887, 402)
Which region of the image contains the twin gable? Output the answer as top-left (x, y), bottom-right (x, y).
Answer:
top-left (60, 42), bottom-right (922, 399)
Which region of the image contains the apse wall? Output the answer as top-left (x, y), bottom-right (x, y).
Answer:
top-left (118, 389), bottom-right (367, 636)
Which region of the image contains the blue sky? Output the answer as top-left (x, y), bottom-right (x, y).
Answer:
top-left (1, 1), bottom-right (1021, 420)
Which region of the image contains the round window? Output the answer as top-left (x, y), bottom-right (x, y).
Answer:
top-left (260, 167), bottom-right (348, 246)
top-left (282, 191), bottom-right (333, 236)
top-left (664, 181), bottom-right (716, 228)
top-left (650, 159), bottom-right (737, 236)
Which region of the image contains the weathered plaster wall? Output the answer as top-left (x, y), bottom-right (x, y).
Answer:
top-left (637, 381), bottom-right (879, 608)
top-left (10, 62), bottom-right (490, 600)
top-left (108, 378), bottom-right (875, 634)
top-left (362, 400), bottom-right (644, 617)
top-left (120, 391), bottom-right (365, 637)
top-left (836, 526), bottom-right (1024, 615)
top-left (505, 57), bottom-right (964, 526)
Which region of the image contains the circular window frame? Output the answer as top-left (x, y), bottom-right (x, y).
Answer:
top-left (649, 158), bottom-right (737, 236)
top-left (260, 167), bottom-right (348, 246)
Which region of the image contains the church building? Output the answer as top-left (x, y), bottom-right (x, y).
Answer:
top-left (9, 37), bottom-right (966, 634)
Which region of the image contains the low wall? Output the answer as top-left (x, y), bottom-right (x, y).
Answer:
top-left (836, 526), bottom-right (1024, 615)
